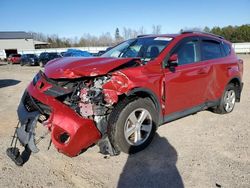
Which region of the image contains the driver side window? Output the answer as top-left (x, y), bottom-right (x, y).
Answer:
top-left (174, 40), bottom-right (200, 65)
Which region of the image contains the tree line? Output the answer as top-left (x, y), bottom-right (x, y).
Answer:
top-left (180, 24), bottom-right (250, 43)
top-left (32, 25), bottom-right (162, 48)
top-left (32, 24), bottom-right (250, 48)
top-left (204, 24), bottom-right (250, 43)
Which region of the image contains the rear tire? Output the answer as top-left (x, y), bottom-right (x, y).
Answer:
top-left (213, 83), bottom-right (237, 114)
top-left (108, 97), bottom-right (158, 154)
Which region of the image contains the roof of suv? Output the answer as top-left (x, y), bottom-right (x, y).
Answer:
top-left (137, 31), bottom-right (227, 43)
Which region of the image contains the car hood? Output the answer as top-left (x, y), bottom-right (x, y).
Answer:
top-left (44, 57), bottom-right (139, 79)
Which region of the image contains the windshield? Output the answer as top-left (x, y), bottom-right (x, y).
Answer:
top-left (101, 37), bottom-right (172, 62)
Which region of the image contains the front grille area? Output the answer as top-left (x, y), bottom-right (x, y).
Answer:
top-left (23, 93), bottom-right (38, 112)
top-left (23, 92), bottom-right (51, 115)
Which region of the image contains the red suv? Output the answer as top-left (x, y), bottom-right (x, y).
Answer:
top-left (7, 31), bottom-right (243, 165)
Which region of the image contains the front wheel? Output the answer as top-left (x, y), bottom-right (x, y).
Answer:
top-left (213, 83), bottom-right (237, 114)
top-left (108, 97), bottom-right (158, 154)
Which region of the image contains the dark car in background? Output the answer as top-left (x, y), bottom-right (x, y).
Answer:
top-left (92, 48), bottom-right (113, 56)
top-left (60, 52), bottom-right (66, 57)
top-left (7, 54), bottom-right (21, 64)
top-left (39, 52), bottom-right (62, 67)
top-left (95, 50), bottom-right (106, 56)
top-left (20, 54), bottom-right (39, 66)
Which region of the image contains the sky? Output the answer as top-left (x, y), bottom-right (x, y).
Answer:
top-left (0, 0), bottom-right (249, 38)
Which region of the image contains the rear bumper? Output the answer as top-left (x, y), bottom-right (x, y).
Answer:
top-left (18, 74), bottom-right (101, 157)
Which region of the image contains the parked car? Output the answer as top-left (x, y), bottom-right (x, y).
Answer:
top-left (96, 50), bottom-right (106, 56)
top-left (20, 54), bottom-right (39, 66)
top-left (94, 48), bottom-right (113, 56)
top-left (63, 49), bottom-right (92, 57)
top-left (7, 54), bottom-right (21, 64)
top-left (39, 52), bottom-right (62, 67)
top-left (7, 31), bottom-right (243, 166)
top-left (60, 51), bottom-right (66, 57)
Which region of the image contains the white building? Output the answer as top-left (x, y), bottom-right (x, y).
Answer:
top-left (0, 31), bottom-right (47, 59)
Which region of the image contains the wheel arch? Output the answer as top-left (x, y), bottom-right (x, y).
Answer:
top-left (227, 77), bottom-right (242, 101)
top-left (127, 88), bottom-right (160, 111)
top-left (124, 87), bottom-right (163, 124)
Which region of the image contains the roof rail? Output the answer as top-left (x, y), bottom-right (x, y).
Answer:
top-left (181, 30), bottom-right (224, 39)
top-left (137, 34), bottom-right (151, 38)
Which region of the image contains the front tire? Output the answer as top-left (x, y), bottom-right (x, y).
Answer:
top-left (213, 83), bottom-right (237, 114)
top-left (108, 97), bottom-right (158, 154)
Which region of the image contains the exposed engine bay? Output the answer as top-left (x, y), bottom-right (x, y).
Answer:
top-left (53, 75), bottom-right (114, 134)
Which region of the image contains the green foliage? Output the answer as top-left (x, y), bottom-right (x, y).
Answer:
top-left (32, 24), bottom-right (250, 48)
top-left (206, 24), bottom-right (250, 42)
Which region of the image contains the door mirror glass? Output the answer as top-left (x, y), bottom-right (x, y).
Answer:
top-left (168, 53), bottom-right (178, 66)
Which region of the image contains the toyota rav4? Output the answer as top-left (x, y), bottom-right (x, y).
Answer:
top-left (7, 31), bottom-right (243, 165)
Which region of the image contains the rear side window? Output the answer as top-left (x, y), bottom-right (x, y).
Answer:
top-left (201, 40), bottom-right (223, 60)
top-left (222, 43), bottom-right (231, 56)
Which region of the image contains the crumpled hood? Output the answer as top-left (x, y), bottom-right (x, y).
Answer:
top-left (44, 57), bottom-right (138, 79)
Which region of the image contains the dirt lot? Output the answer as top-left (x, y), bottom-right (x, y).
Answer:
top-left (0, 56), bottom-right (249, 188)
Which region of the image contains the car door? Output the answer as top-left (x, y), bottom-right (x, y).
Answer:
top-left (163, 37), bottom-right (212, 115)
top-left (200, 38), bottom-right (228, 101)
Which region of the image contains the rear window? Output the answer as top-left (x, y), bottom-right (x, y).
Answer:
top-left (201, 40), bottom-right (223, 60)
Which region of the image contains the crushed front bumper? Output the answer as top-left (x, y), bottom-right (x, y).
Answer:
top-left (8, 72), bottom-right (101, 165)
top-left (16, 97), bottom-right (40, 153)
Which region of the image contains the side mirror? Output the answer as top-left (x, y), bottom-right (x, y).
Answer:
top-left (168, 53), bottom-right (178, 66)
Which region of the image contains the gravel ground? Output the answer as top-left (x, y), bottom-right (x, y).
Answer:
top-left (0, 56), bottom-right (249, 188)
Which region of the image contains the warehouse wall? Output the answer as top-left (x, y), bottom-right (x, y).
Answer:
top-left (0, 39), bottom-right (35, 51)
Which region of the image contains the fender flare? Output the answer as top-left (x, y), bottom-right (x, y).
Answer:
top-left (226, 76), bottom-right (243, 101)
top-left (227, 76), bottom-right (241, 86)
top-left (126, 87), bottom-right (163, 124)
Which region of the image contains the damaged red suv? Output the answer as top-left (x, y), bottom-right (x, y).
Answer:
top-left (7, 31), bottom-right (243, 165)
